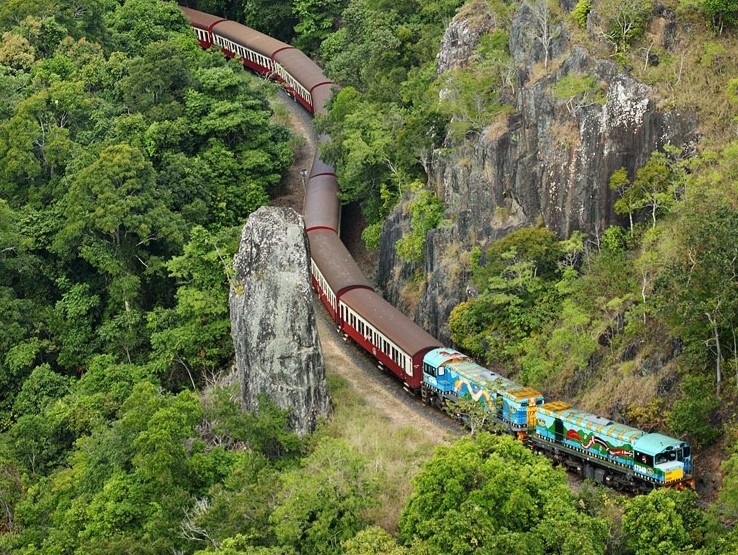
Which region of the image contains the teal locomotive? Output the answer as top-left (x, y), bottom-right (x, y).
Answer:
top-left (422, 347), bottom-right (694, 492)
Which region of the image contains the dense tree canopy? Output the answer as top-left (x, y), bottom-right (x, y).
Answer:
top-left (399, 433), bottom-right (609, 554)
top-left (0, 1), bottom-right (294, 549)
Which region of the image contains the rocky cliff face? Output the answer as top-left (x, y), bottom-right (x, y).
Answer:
top-left (378, 1), bottom-right (698, 344)
top-left (230, 206), bottom-right (330, 436)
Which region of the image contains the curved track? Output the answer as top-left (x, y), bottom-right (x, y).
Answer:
top-left (274, 90), bottom-right (458, 441)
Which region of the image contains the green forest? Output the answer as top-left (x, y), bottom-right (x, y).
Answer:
top-left (2, 0), bottom-right (738, 553)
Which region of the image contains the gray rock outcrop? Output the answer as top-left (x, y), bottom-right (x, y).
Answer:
top-left (377, 2), bottom-right (698, 344)
top-left (230, 206), bottom-right (330, 436)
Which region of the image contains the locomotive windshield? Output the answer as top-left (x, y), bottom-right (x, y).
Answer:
top-left (654, 445), bottom-right (693, 464)
top-left (655, 451), bottom-right (678, 464)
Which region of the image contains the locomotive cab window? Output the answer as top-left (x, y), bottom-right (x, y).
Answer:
top-left (635, 452), bottom-right (653, 466)
top-left (655, 451), bottom-right (677, 464)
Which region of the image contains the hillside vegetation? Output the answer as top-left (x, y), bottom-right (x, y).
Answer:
top-left (2, 0), bottom-right (738, 554)
top-left (307, 0), bottom-right (738, 506)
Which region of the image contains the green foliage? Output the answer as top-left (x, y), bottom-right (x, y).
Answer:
top-left (343, 526), bottom-right (408, 554)
top-left (652, 158), bottom-right (738, 394)
top-left (438, 68), bottom-right (507, 142)
top-left (609, 167), bottom-right (636, 233)
top-left (0, 6), bottom-right (297, 552)
top-left (361, 221), bottom-right (383, 251)
top-left (471, 227), bottom-right (564, 287)
top-left (571, 0), bottom-right (592, 27)
top-left (188, 452), bottom-right (284, 549)
top-left (317, 87), bottom-right (407, 226)
top-left (595, 0), bottom-right (654, 51)
top-left (450, 228), bottom-right (567, 364)
top-left (317, 0), bottom-right (465, 235)
top-left (399, 433), bottom-right (608, 554)
top-left (718, 428), bottom-right (738, 517)
top-left (148, 225), bottom-right (239, 388)
top-left (552, 73), bottom-right (605, 116)
top-left (244, 398), bottom-right (303, 461)
top-left (437, 26), bottom-right (513, 142)
top-left (120, 40), bottom-right (192, 117)
top-left (0, 31), bottom-right (35, 71)
top-left (11, 364), bottom-right (70, 419)
top-left (0, 1), bottom-right (108, 46)
top-left (667, 375), bottom-right (721, 448)
top-left (622, 489), bottom-right (706, 555)
top-left (3, 382), bottom-right (224, 553)
top-left (727, 78), bottom-right (738, 104)
top-left (702, 0), bottom-right (738, 31)
top-left (0, 0), bottom-right (292, 412)
top-left (395, 186), bottom-right (444, 264)
top-left (242, 0), bottom-right (297, 43)
top-left (443, 395), bottom-right (498, 436)
top-left (519, 298), bottom-right (599, 387)
top-left (52, 281), bottom-right (101, 370)
top-left (293, 0), bottom-right (349, 55)
top-left (106, 0), bottom-right (190, 56)
top-left (271, 437), bottom-right (377, 555)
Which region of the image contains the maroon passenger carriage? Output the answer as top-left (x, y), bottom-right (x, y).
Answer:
top-left (180, 7), bottom-right (334, 114)
top-left (179, 7), bottom-right (223, 48)
top-left (339, 289), bottom-right (440, 391)
top-left (179, 6), bottom-right (441, 391)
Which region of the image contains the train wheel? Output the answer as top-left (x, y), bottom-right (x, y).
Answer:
top-left (421, 388), bottom-right (431, 405)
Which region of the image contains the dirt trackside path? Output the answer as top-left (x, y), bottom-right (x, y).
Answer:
top-left (315, 300), bottom-right (459, 441)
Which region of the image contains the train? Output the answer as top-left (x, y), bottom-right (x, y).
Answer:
top-left (179, 6), bottom-right (695, 493)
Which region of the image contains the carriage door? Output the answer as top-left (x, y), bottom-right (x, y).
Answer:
top-left (554, 418), bottom-right (564, 442)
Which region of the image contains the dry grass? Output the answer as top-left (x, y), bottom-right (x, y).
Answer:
top-left (527, 53), bottom-right (568, 84)
top-left (577, 361), bottom-right (663, 417)
top-left (482, 113), bottom-right (511, 142)
top-left (316, 373), bottom-right (446, 533)
top-left (439, 242), bottom-right (471, 286)
top-left (399, 273), bottom-right (425, 311)
top-left (551, 0), bottom-right (738, 149)
top-left (629, 28), bottom-right (738, 150)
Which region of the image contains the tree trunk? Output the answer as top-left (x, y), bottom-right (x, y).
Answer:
top-left (707, 311), bottom-right (722, 396)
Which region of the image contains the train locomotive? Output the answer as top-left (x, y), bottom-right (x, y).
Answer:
top-left (179, 6), bottom-right (695, 493)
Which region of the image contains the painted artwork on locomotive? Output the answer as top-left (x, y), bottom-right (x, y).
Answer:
top-left (423, 348), bottom-right (544, 433)
top-left (536, 401), bottom-right (692, 485)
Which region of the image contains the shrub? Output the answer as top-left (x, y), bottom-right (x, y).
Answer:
top-left (572, 0), bottom-right (592, 28)
top-left (667, 374), bottom-right (721, 448)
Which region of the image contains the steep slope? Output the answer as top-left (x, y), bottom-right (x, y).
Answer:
top-left (378, 0), bottom-right (697, 345)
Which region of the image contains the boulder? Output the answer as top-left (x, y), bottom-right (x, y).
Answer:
top-left (230, 206), bottom-right (330, 436)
